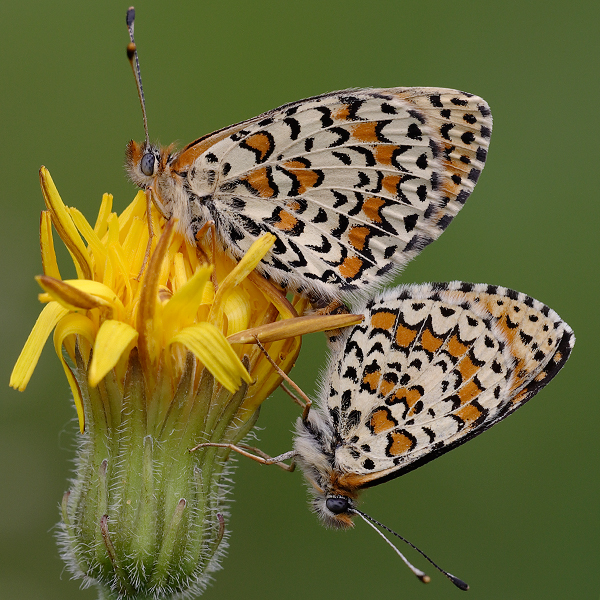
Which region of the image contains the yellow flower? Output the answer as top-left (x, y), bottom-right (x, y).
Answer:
top-left (10, 168), bottom-right (361, 600)
top-left (11, 168), bottom-right (311, 429)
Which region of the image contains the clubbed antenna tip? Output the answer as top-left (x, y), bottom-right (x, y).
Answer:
top-left (352, 508), bottom-right (469, 591)
top-left (126, 7), bottom-right (135, 28)
top-left (125, 6), bottom-right (149, 146)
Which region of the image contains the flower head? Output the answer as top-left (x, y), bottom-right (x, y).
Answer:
top-left (10, 168), bottom-right (361, 599)
top-left (13, 168), bottom-right (311, 429)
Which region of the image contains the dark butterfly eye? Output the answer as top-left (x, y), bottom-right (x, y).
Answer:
top-left (326, 497), bottom-right (349, 514)
top-left (141, 152), bottom-right (156, 176)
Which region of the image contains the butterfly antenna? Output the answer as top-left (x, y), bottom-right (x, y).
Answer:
top-left (351, 509), bottom-right (469, 591)
top-left (126, 7), bottom-right (150, 146)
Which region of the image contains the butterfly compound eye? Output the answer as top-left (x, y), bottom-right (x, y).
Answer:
top-left (326, 497), bottom-right (350, 514)
top-left (141, 152), bottom-right (156, 176)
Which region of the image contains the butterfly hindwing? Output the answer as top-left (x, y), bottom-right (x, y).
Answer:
top-left (323, 282), bottom-right (574, 485)
top-left (176, 88), bottom-right (492, 300)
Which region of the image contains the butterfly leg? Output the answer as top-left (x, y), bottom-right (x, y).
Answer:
top-left (238, 443), bottom-right (297, 471)
top-left (253, 336), bottom-right (312, 422)
top-left (147, 185), bottom-right (169, 220)
top-left (189, 442), bottom-right (296, 472)
top-left (195, 220), bottom-right (216, 262)
top-left (136, 189), bottom-right (155, 280)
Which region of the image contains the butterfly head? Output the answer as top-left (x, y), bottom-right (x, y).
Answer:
top-left (307, 485), bottom-right (359, 529)
top-left (318, 494), bottom-right (357, 528)
top-left (125, 140), bottom-right (170, 189)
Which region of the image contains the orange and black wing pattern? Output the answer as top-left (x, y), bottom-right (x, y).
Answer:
top-left (320, 281), bottom-right (574, 488)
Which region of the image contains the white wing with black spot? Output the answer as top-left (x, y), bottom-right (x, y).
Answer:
top-left (178, 89), bottom-right (492, 301)
top-left (320, 281), bottom-right (574, 482)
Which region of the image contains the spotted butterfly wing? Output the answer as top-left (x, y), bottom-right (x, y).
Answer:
top-left (127, 89), bottom-right (492, 302)
top-left (294, 281), bottom-right (574, 527)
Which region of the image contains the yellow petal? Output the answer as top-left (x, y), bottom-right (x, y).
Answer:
top-left (69, 207), bottom-right (108, 266)
top-left (39, 167), bottom-right (93, 280)
top-left (93, 193), bottom-right (113, 238)
top-left (107, 212), bottom-right (121, 245)
top-left (223, 288), bottom-right (251, 337)
top-left (88, 320), bottom-right (138, 387)
top-left (36, 276), bottom-right (126, 320)
top-left (58, 359), bottom-right (85, 432)
top-left (170, 323), bottom-right (252, 393)
top-left (36, 276), bottom-right (112, 316)
top-left (64, 279), bottom-right (125, 307)
top-left (210, 234), bottom-right (275, 325)
top-left (162, 265), bottom-right (213, 332)
top-left (105, 244), bottom-right (132, 298)
top-left (117, 190), bottom-right (146, 233)
top-left (170, 252), bottom-right (188, 293)
top-left (37, 292), bottom-right (53, 304)
top-left (201, 280), bottom-right (215, 305)
top-left (54, 313), bottom-right (96, 433)
top-left (10, 301), bottom-right (70, 391)
top-left (121, 216), bottom-right (150, 278)
top-left (40, 211), bottom-right (62, 279)
top-left (137, 220), bottom-right (175, 374)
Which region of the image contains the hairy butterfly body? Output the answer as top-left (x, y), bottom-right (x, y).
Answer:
top-left (294, 281), bottom-right (574, 527)
top-left (126, 87), bottom-right (492, 302)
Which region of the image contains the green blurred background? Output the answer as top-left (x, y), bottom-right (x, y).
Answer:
top-left (1, 1), bottom-right (598, 598)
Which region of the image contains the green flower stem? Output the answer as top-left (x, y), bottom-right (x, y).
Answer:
top-left (59, 350), bottom-right (260, 600)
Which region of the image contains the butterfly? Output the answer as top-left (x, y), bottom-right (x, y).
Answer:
top-left (196, 280), bottom-right (573, 587)
top-left (293, 281), bottom-right (574, 527)
top-left (124, 9), bottom-right (492, 304)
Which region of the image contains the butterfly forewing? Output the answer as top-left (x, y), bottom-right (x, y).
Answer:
top-left (176, 88), bottom-right (492, 300)
top-left (324, 282), bottom-right (574, 484)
